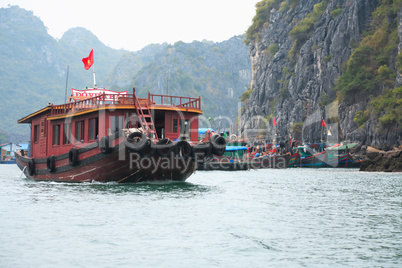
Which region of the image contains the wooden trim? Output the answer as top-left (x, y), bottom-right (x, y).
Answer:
top-left (17, 107), bottom-right (51, 124)
top-left (46, 105), bottom-right (202, 121)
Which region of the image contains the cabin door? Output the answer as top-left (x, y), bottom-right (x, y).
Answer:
top-left (39, 116), bottom-right (48, 157)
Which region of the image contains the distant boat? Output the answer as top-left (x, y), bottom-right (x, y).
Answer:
top-left (15, 87), bottom-right (226, 182)
top-left (0, 159), bottom-right (16, 164)
top-left (197, 144), bottom-right (298, 170)
top-left (288, 143), bottom-right (362, 168)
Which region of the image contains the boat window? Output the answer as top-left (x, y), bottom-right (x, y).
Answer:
top-left (75, 120), bottom-right (85, 142)
top-left (89, 118), bottom-right (99, 140)
top-left (33, 125), bottom-right (39, 143)
top-left (63, 123), bottom-right (71, 144)
top-left (173, 118), bottom-right (178, 133)
top-left (110, 116), bottom-right (123, 133)
top-left (126, 113), bottom-right (138, 128)
top-left (52, 124), bottom-right (60, 146)
top-left (180, 119), bottom-right (190, 135)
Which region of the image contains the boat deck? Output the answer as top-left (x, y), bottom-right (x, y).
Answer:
top-left (18, 92), bottom-right (202, 123)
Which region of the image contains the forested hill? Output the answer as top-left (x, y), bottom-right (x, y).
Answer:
top-left (104, 37), bottom-right (252, 123)
top-left (0, 6), bottom-right (251, 143)
top-left (0, 6), bottom-right (125, 141)
top-left (240, 0), bottom-right (401, 150)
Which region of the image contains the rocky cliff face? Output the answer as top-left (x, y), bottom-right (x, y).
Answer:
top-left (240, 0), bottom-right (401, 149)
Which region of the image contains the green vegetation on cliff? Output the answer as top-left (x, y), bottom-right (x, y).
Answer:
top-left (240, 87), bottom-right (254, 102)
top-left (335, 0), bottom-right (402, 128)
top-left (371, 87), bottom-right (402, 127)
top-left (245, 0), bottom-right (284, 44)
top-left (289, 1), bottom-right (327, 43)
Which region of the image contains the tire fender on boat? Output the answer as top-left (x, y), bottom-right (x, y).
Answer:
top-left (192, 142), bottom-right (212, 161)
top-left (46, 155), bottom-right (56, 173)
top-left (230, 134), bottom-right (237, 142)
top-left (174, 140), bottom-right (192, 158)
top-left (210, 134), bottom-right (226, 156)
top-left (140, 139), bottom-right (156, 157)
top-left (125, 132), bottom-right (147, 152)
top-left (155, 138), bottom-right (174, 157)
top-left (69, 148), bottom-right (79, 166)
top-left (28, 159), bottom-right (35, 176)
top-left (100, 136), bottom-right (112, 154)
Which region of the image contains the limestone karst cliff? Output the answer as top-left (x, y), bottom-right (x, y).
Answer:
top-left (240, 0), bottom-right (401, 150)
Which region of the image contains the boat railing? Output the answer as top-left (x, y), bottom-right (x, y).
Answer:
top-left (148, 93), bottom-right (201, 110)
top-left (51, 94), bottom-right (108, 116)
top-left (51, 92), bottom-right (201, 116)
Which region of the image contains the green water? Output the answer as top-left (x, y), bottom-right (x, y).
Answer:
top-left (0, 165), bottom-right (401, 267)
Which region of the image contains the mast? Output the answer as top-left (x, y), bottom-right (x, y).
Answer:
top-left (64, 65), bottom-right (69, 110)
top-left (92, 64), bottom-right (97, 88)
top-left (320, 117), bottom-right (323, 142)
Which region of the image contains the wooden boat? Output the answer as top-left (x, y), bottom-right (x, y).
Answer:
top-left (15, 87), bottom-right (226, 182)
top-left (288, 143), bottom-right (361, 168)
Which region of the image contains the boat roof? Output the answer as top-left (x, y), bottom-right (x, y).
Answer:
top-left (326, 143), bottom-right (358, 151)
top-left (18, 90), bottom-right (202, 124)
top-left (17, 143), bottom-right (29, 150)
top-left (17, 106), bottom-right (52, 124)
top-left (0, 143), bottom-right (11, 148)
top-left (225, 146), bottom-right (248, 152)
top-left (198, 128), bottom-right (216, 134)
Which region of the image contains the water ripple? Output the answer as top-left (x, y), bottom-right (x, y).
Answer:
top-left (0, 165), bottom-right (401, 267)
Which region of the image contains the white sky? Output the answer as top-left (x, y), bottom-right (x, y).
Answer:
top-left (0, 0), bottom-right (260, 51)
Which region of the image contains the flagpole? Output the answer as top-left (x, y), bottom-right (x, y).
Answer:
top-left (92, 64), bottom-right (97, 88)
top-left (321, 117), bottom-right (323, 142)
top-left (64, 65), bottom-right (69, 112)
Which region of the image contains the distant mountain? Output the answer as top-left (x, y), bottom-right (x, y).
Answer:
top-left (105, 38), bottom-right (252, 126)
top-left (58, 27), bottom-right (127, 88)
top-left (103, 43), bottom-right (169, 88)
top-left (0, 6), bottom-right (125, 140)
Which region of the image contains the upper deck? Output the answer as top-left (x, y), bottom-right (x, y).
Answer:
top-left (18, 91), bottom-right (202, 124)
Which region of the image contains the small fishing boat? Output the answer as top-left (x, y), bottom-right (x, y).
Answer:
top-left (289, 143), bottom-right (361, 168)
top-left (15, 87), bottom-right (226, 182)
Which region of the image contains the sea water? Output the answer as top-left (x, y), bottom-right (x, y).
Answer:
top-left (0, 165), bottom-right (401, 267)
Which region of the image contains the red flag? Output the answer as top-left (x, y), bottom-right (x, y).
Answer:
top-left (322, 119), bottom-right (327, 127)
top-left (82, 49), bottom-right (94, 70)
top-left (273, 118), bottom-right (277, 126)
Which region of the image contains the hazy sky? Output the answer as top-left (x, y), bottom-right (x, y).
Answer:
top-left (0, 0), bottom-right (260, 51)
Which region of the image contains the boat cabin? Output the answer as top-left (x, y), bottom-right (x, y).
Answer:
top-left (18, 88), bottom-right (202, 159)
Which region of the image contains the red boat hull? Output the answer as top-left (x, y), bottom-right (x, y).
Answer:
top-left (15, 138), bottom-right (196, 183)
